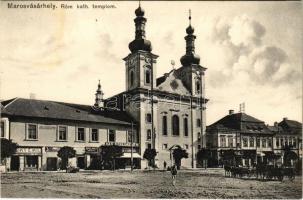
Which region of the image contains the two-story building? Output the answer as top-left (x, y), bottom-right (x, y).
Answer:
top-left (0, 94), bottom-right (140, 171)
top-left (269, 118), bottom-right (302, 165)
top-left (206, 110), bottom-right (273, 167)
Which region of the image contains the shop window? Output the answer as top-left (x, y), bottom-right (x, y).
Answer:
top-left (147, 129), bottom-right (151, 141)
top-left (172, 115), bottom-right (180, 136)
top-left (91, 129), bottom-right (99, 142)
top-left (58, 126), bottom-right (67, 141)
top-left (162, 116), bottom-right (167, 136)
top-left (146, 113), bottom-right (152, 123)
top-left (25, 156), bottom-right (38, 168)
top-left (184, 118), bottom-right (188, 137)
top-left (77, 128), bottom-right (85, 141)
top-left (27, 124), bottom-right (38, 140)
top-left (0, 122), bottom-right (4, 138)
top-left (108, 130), bottom-right (115, 142)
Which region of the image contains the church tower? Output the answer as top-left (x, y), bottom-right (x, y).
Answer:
top-left (123, 3), bottom-right (158, 91)
top-left (94, 80), bottom-right (104, 109)
top-left (177, 10), bottom-right (206, 98)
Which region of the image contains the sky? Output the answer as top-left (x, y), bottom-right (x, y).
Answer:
top-left (0, 1), bottom-right (302, 125)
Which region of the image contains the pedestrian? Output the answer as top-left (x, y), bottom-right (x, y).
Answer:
top-left (171, 165), bottom-right (177, 186)
top-left (163, 161), bottom-right (167, 171)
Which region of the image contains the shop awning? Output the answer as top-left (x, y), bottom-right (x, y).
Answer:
top-left (120, 153), bottom-right (141, 159)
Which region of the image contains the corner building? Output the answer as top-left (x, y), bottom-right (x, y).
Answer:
top-left (106, 5), bottom-right (208, 168)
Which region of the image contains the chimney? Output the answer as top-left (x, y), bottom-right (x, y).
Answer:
top-left (283, 117), bottom-right (288, 121)
top-left (229, 110), bottom-right (234, 115)
top-left (29, 93), bottom-right (36, 99)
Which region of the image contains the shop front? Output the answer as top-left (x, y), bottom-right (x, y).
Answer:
top-left (85, 147), bottom-right (101, 170)
top-left (45, 146), bottom-right (61, 171)
top-left (117, 147), bottom-right (141, 169)
top-left (12, 147), bottom-right (42, 171)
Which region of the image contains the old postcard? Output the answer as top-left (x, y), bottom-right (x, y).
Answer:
top-left (0, 0), bottom-right (302, 199)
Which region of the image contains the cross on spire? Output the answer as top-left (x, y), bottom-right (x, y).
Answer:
top-left (189, 9), bottom-right (191, 25)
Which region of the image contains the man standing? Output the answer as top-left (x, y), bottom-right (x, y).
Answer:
top-left (171, 165), bottom-right (177, 186)
top-left (163, 161), bottom-right (167, 171)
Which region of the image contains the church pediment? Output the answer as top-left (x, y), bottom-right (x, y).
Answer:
top-left (156, 70), bottom-right (191, 95)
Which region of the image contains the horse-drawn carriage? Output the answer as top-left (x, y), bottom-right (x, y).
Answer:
top-left (224, 164), bottom-right (295, 181)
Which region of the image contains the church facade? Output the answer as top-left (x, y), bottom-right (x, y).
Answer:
top-left (0, 5), bottom-right (207, 171)
top-left (104, 5), bottom-right (208, 168)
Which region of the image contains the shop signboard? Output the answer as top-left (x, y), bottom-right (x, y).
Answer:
top-left (85, 147), bottom-right (99, 153)
top-left (16, 147), bottom-right (42, 155)
top-left (45, 146), bottom-right (61, 152)
top-left (122, 147), bottom-right (138, 153)
top-left (104, 142), bottom-right (139, 147)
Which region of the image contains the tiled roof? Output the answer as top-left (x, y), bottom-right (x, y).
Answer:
top-left (1, 98), bottom-right (134, 126)
top-left (278, 119), bottom-right (302, 135)
top-left (207, 112), bottom-right (271, 134)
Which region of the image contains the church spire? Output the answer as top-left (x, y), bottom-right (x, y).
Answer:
top-left (180, 10), bottom-right (200, 66)
top-left (94, 80), bottom-right (104, 109)
top-left (128, 2), bottom-right (152, 53)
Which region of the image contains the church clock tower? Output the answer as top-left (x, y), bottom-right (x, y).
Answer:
top-left (123, 4), bottom-right (158, 91)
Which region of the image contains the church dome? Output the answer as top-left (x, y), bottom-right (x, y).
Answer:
top-left (135, 6), bottom-right (145, 17)
top-left (129, 39), bottom-right (152, 53)
top-left (186, 25), bottom-right (194, 35)
top-left (180, 53), bottom-right (200, 66)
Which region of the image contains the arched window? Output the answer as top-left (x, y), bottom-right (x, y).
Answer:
top-left (196, 81), bottom-right (201, 94)
top-left (172, 115), bottom-right (180, 136)
top-left (162, 116), bottom-right (167, 136)
top-left (184, 118), bottom-right (188, 136)
top-left (130, 71), bottom-right (134, 87)
top-left (145, 69), bottom-right (151, 84)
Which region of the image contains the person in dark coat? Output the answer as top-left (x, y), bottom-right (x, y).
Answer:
top-left (171, 165), bottom-right (177, 186)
